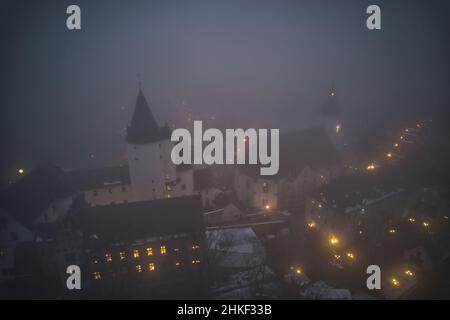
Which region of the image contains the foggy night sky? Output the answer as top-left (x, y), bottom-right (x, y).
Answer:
top-left (0, 0), bottom-right (449, 184)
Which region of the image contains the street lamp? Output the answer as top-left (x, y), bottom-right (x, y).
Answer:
top-left (329, 235), bottom-right (339, 246)
top-left (391, 278), bottom-right (400, 287)
top-left (404, 270), bottom-right (414, 277)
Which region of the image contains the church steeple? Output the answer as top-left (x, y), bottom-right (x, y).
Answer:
top-left (321, 84), bottom-right (341, 117)
top-left (126, 89), bottom-right (161, 144)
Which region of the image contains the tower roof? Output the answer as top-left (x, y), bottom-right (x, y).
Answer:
top-left (126, 89), bottom-right (162, 144)
top-left (321, 86), bottom-right (341, 117)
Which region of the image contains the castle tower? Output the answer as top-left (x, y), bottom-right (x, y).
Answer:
top-left (126, 89), bottom-right (176, 201)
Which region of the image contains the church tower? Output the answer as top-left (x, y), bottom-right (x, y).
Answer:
top-left (320, 85), bottom-right (345, 150)
top-left (126, 89), bottom-right (176, 201)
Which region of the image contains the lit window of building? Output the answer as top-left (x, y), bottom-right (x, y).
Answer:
top-left (160, 245), bottom-right (167, 255)
top-left (105, 253), bottom-right (112, 262)
top-left (133, 249), bottom-right (140, 258)
top-left (136, 265), bottom-right (142, 273)
top-left (146, 247), bottom-right (153, 256)
top-left (119, 252), bottom-right (126, 260)
top-left (93, 271), bottom-right (101, 280)
top-left (148, 263), bottom-right (156, 271)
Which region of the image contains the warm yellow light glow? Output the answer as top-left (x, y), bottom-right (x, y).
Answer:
top-left (192, 260), bottom-right (200, 264)
top-left (136, 265), bottom-right (142, 273)
top-left (366, 163), bottom-right (376, 171)
top-left (391, 278), bottom-right (400, 286)
top-left (93, 272), bottom-right (101, 280)
top-left (330, 235), bottom-right (339, 246)
top-left (160, 245), bottom-right (167, 255)
top-left (394, 143), bottom-right (399, 148)
top-left (18, 168), bottom-right (24, 175)
top-left (265, 205), bottom-right (271, 210)
top-left (295, 268), bottom-right (302, 275)
top-left (146, 247), bottom-right (153, 256)
top-left (105, 253), bottom-right (112, 262)
top-left (336, 124), bottom-right (341, 133)
top-left (119, 252), bottom-right (126, 260)
top-left (409, 218), bottom-right (416, 223)
top-left (423, 222), bottom-right (429, 227)
top-left (346, 252), bottom-right (355, 260)
top-left (334, 254), bottom-right (341, 260)
top-left (175, 262), bottom-right (181, 266)
top-left (307, 222), bottom-right (316, 228)
top-left (192, 245), bottom-right (200, 250)
top-left (387, 153), bottom-right (392, 158)
top-left (405, 129), bottom-right (409, 133)
top-left (148, 263), bottom-right (155, 271)
top-left (400, 136), bottom-right (404, 140)
top-left (133, 249), bottom-right (140, 258)
top-left (389, 229), bottom-right (396, 234)
top-left (404, 270), bottom-right (414, 277)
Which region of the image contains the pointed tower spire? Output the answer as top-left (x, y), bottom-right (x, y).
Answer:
top-left (126, 89), bottom-right (161, 144)
top-left (321, 83), bottom-right (341, 117)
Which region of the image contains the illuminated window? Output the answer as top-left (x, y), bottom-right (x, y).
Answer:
top-left (105, 253), bottom-right (112, 262)
top-left (93, 259), bottom-right (99, 264)
top-left (160, 245), bottom-right (167, 255)
top-left (135, 265), bottom-right (142, 273)
top-left (119, 252), bottom-right (126, 260)
top-left (93, 272), bottom-right (101, 280)
top-left (146, 247), bottom-right (153, 256)
top-left (133, 249), bottom-right (140, 258)
top-left (148, 263), bottom-right (156, 271)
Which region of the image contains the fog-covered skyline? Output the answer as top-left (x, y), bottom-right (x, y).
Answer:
top-left (0, 0), bottom-right (449, 183)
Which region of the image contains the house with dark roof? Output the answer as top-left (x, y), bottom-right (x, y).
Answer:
top-left (73, 195), bottom-right (208, 298)
top-left (234, 128), bottom-right (342, 211)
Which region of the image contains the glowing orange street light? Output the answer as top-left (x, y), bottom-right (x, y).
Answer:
top-left (391, 278), bottom-right (400, 287)
top-left (404, 270), bottom-right (414, 277)
top-left (329, 235), bottom-right (340, 246)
